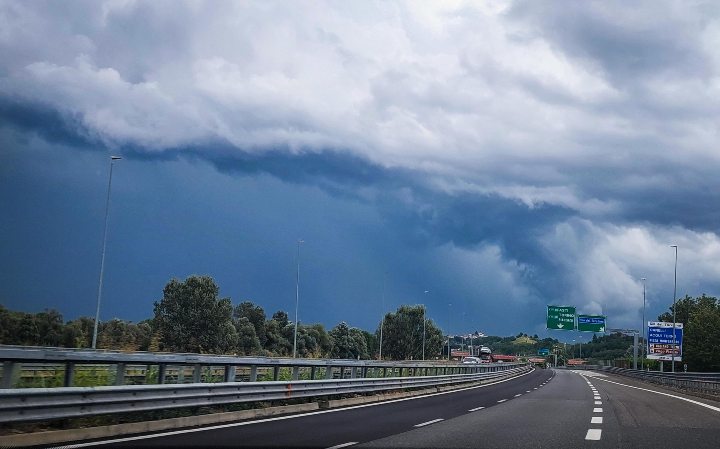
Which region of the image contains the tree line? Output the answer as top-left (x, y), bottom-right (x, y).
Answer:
top-left (0, 275), bottom-right (444, 360)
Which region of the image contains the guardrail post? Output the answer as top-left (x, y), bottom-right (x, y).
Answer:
top-left (1, 361), bottom-right (18, 388)
top-left (310, 366), bottom-right (316, 380)
top-left (64, 362), bottom-right (75, 387)
top-left (158, 364), bottom-right (167, 384)
top-left (224, 365), bottom-right (236, 382)
top-left (193, 364), bottom-right (202, 383)
top-left (382, 367), bottom-right (387, 377)
top-left (115, 363), bottom-right (126, 386)
top-left (292, 366), bottom-right (300, 381)
top-left (325, 366), bottom-right (334, 379)
top-left (351, 366), bottom-right (358, 379)
top-left (250, 365), bottom-right (258, 382)
top-left (273, 366), bottom-right (280, 381)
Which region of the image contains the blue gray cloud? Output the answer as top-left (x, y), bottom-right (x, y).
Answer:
top-left (2, 0), bottom-right (720, 336)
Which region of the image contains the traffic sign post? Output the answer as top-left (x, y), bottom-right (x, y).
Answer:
top-left (577, 315), bottom-right (606, 332)
top-left (547, 305), bottom-right (576, 330)
top-left (647, 321), bottom-right (683, 361)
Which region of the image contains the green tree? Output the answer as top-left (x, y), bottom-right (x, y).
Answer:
top-left (233, 301), bottom-right (267, 345)
top-left (235, 317), bottom-right (261, 355)
top-left (153, 275), bottom-right (238, 354)
top-left (329, 322), bottom-right (369, 359)
top-left (375, 305), bottom-right (443, 360)
top-left (658, 294), bottom-right (720, 371)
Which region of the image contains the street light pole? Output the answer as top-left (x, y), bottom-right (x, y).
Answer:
top-left (379, 272), bottom-right (386, 360)
top-left (92, 155), bottom-right (121, 349)
top-left (641, 277), bottom-right (646, 370)
top-left (422, 291), bottom-right (429, 361)
top-left (671, 245), bottom-right (678, 373)
top-left (292, 239), bottom-right (304, 358)
top-left (447, 302), bottom-right (452, 361)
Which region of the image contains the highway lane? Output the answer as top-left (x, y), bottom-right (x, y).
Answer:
top-left (55, 367), bottom-right (551, 448)
top-left (53, 367), bottom-right (720, 448)
top-left (360, 369), bottom-right (720, 449)
top-left (578, 370), bottom-right (720, 448)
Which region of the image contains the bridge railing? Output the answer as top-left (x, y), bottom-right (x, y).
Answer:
top-left (0, 345), bottom-right (523, 389)
top-left (580, 365), bottom-right (720, 397)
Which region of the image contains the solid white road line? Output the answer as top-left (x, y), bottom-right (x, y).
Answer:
top-left (585, 429), bottom-right (602, 440)
top-left (593, 407), bottom-right (603, 413)
top-left (468, 406), bottom-right (485, 412)
top-left (497, 399), bottom-right (507, 403)
top-left (594, 377), bottom-right (720, 413)
top-left (591, 417), bottom-right (603, 424)
top-left (414, 419), bottom-right (444, 427)
top-left (327, 443), bottom-right (358, 449)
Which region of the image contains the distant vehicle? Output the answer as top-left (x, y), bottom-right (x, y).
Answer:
top-left (479, 346), bottom-right (492, 363)
top-left (461, 356), bottom-right (481, 364)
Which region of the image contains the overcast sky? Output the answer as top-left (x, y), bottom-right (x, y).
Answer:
top-left (2, 0), bottom-right (720, 341)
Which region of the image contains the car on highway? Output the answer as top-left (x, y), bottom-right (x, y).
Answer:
top-left (461, 356), bottom-right (481, 364)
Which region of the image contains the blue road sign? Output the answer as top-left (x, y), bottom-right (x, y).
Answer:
top-left (647, 321), bottom-right (683, 361)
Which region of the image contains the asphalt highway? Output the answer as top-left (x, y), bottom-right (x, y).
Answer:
top-left (54, 368), bottom-right (720, 448)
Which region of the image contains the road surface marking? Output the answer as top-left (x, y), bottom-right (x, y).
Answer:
top-left (514, 394), bottom-right (522, 397)
top-left (591, 417), bottom-right (603, 424)
top-left (526, 390), bottom-right (531, 393)
top-left (585, 429), bottom-right (602, 440)
top-left (594, 377), bottom-right (720, 413)
top-left (594, 401), bottom-right (602, 405)
top-left (414, 419), bottom-right (444, 427)
top-left (327, 443), bottom-right (358, 449)
top-left (468, 406), bottom-right (485, 412)
top-left (533, 387), bottom-right (538, 389)
top-left (594, 395), bottom-right (600, 399)
top-left (593, 407), bottom-right (603, 413)
top-left (48, 368), bottom-right (537, 448)
top-left (497, 399), bottom-right (507, 403)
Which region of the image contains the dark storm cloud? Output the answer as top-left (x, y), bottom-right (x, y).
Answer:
top-left (3, 0), bottom-right (720, 333)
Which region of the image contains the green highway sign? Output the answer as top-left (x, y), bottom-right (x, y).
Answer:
top-left (577, 315), bottom-right (606, 332)
top-left (547, 305), bottom-right (576, 330)
top-left (538, 348), bottom-right (550, 356)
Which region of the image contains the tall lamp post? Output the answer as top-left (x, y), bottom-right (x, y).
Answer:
top-left (671, 245), bottom-right (678, 372)
top-left (641, 277), bottom-right (647, 370)
top-left (92, 155), bottom-right (122, 349)
top-left (292, 239), bottom-right (304, 358)
top-left (379, 272), bottom-right (387, 360)
top-left (447, 302), bottom-right (452, 361)
top-left (422, 290), bottom-right (429, 360)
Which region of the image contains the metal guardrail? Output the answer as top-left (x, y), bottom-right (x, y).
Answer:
top-left (0, 345), bottom-right (522, 388)
top-left (579, 365), bottom-right (720, 396)
top-left (0, 365), bottom-right (530, 423)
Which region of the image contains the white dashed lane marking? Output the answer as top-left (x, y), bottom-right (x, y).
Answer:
top-left (468, 406), bottom-right (485, 412)
top-left (593, 407), bottom-right (603, 413)
top-left (586, 429), bottom-right (602, 440)
top-left (591, 417), bottom-right (603, 424)
top-left (327, 443), bottom-right (358, 449)
top-left (497, 399), bottom-right (507, 403)
top-left (414, 419), bottom-right (444, 428)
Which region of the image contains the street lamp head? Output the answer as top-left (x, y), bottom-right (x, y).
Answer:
top-left (111, 156), bottom-right (122, 160)
top-left (670, 245), bottom-right (677, 248)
